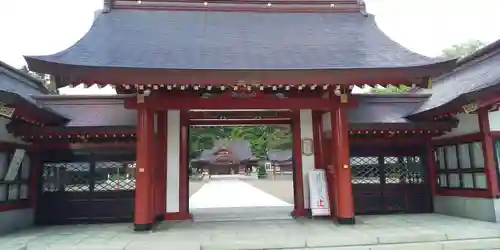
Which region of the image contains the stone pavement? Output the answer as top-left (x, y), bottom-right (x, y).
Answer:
top-left (189, 178), bottom-right (292, 209)
top-left (191, 207), bottom-right (294, 222)
top-left (2, 214), bottom-right (500, 250)
top-left (189, 175), bottom-right (295, 221)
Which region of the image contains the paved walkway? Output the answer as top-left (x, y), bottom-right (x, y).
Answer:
top-left (189, 178), bottom-right (292, 209)
top-left (189, 176), bottom-right (294, 221)
top-left (2, 214), bottom-right (500, 250)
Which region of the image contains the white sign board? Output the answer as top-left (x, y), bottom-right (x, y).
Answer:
top-left (4, 149), bottom-right (26, 181)
top-left (308, 169), bottom-right (330, 216)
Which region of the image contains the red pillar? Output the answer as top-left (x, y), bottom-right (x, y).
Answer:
top-left (291, 111), bottom-right (307, 217)
top-left (178, 110), bottom-right (192, 219)
top-left (330, 107), bottom-right (355, 224)
top-left (426, 140), bottom-right (437, 196)
top-left (312, 112), bottom-right (323, 169)
top-left (154, 111), bottom-right (167, 222)
top-left (134, 107), bottom-right (155, 231)
top-left (149, 114), bottom-right (157, 225)
top-left (478, 108), bottom-right (499, 196)
top-left (29, 149), bottom-right (41, 208)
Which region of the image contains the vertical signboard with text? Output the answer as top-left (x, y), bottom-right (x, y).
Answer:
top-left (308, 169), bottom-right (330, 216)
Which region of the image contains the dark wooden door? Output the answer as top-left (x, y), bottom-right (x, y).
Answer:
top-left (350, 153), bottom-right (431, 215)
top-left (36, 152), bottom-right (136, 225)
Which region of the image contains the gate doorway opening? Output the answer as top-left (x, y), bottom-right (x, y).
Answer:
top-left (187, 124), bottom-right (296, 221)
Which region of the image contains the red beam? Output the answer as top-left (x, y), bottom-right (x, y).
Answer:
top-left (146, 96), bottom-right (334, 110)
top-left (188, 111), bottom-right (292, 119)
top-left (33, 142), bottom-right (135, 150)
top-left (431, 132), bottom-right (483, 146)
top-left (349, 137), bottom-right (427, 146)
top-left (0, 142), bottom-right (32, 151)
top-left (189, 119), bottom-right (291, 126)
top-left (437, 189), bottom-right (492, 198)
top-left (477, 90), bottom-right (500, 109)
top-left (0, 201), bottom-right (30, 212)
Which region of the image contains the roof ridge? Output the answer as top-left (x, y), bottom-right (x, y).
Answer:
top-left (108, 0), bottom-right (367, 13)
top-left (457, 39), bottom-right (500, 66)
top-left (433, 46), bottom-right (500, 84)
top-left (0, 60), bottom-right (49, 94)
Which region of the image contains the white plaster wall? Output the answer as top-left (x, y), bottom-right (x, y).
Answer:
top-left (166, 110), bottom-right (180, 213)
top-left (300, 109), bottom-right (315, 209)
top-left (0, 117), bottom-right (26, 144)
top-left (0, 208), bottom-right (34, 235)
top-left (434, 113), bottom-right (480, 139)
top-left (488, 110), bottom-right (500, 131)
top-left (321, 112), bottom-right (331, 132)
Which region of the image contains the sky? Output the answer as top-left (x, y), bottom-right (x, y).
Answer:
top-left (0, 0), bottom-right (500, 69)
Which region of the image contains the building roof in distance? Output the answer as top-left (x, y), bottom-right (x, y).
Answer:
top-left (411, 40), bottom-right (500, 116)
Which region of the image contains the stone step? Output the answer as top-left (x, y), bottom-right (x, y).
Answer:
top-left (200, 238), bottom-right (500, 250)
top-left (191, 206), bottom-right (294, 222)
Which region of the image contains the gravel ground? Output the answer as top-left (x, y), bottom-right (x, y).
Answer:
top-left (189, 174), bottom-right (294, 205)
top-left (243, 175), bottom-right (294, 204)
top-left (189, 181), bottom-right (205, 197)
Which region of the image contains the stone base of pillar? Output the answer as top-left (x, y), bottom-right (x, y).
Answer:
top-left (337, 217), bottom-right (355, 225)
top-left (133, 223), bottom-right (153, 231)
top-left (291, 209), bottom-right (308, 217)
top-left (154, 214), bottom-right (165, 223)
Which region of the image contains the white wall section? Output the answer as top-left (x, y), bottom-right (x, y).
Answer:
top-left (488, 110), bottom-right (500, 131)
top-left (300, 109), bottom-right (315, 209)
top-left (434, 113), bottom-right (480, 139)
top-left (321, 112), bottom-right (331, 132)
top-left (166, 110), bottom-right (180, 213)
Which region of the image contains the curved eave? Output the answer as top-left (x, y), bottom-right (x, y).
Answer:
top-left (409, 83), bottom-right (500, 121)
top-left (25, 56), bottom-right (456, 88)
top-left (10, 125), bottom-right (136, 139)
top-left (24, 10), bottom-right (456, 87)
top-left (0, 90), bottom-right (68, 125)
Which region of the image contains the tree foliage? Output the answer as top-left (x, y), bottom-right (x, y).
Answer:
top-left (19, 65), bottom-right (58, 94)
top-left (371, 40), bottom-right (486, 94)
top-left (188, 125), bottom-right (292, 159)
top-left (440, 40), bottom-right (486, 59)
top-left (371, 85), bottom-right (410, 94)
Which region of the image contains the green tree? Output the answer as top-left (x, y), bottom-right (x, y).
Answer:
top-left (371, 85), bottom-right (410, 94)
top-left (440, 40), bottom-right (486, 59)
top-left (188, 125), bottom-right (292, 160)
top-left (371, 40), bottom-right (486, 94)
top-left (19, 65), bottom-right (58, 94)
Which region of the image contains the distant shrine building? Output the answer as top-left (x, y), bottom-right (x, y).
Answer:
top-left (1, 0), bottom-right (500, 232)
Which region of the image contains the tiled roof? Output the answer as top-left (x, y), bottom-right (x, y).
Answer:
top-left (0, 61), bottom-right (48, 104)
top-left (33, 95), bottom-right (135, 127)
top-left (349, 94), bottom-right (454, 130)
top-left (0, 61), bottom-right (67, 125)
top-left (412, 41), bottom-right (500, 115)
top-left (26, 10), bottom-right (446, 70)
